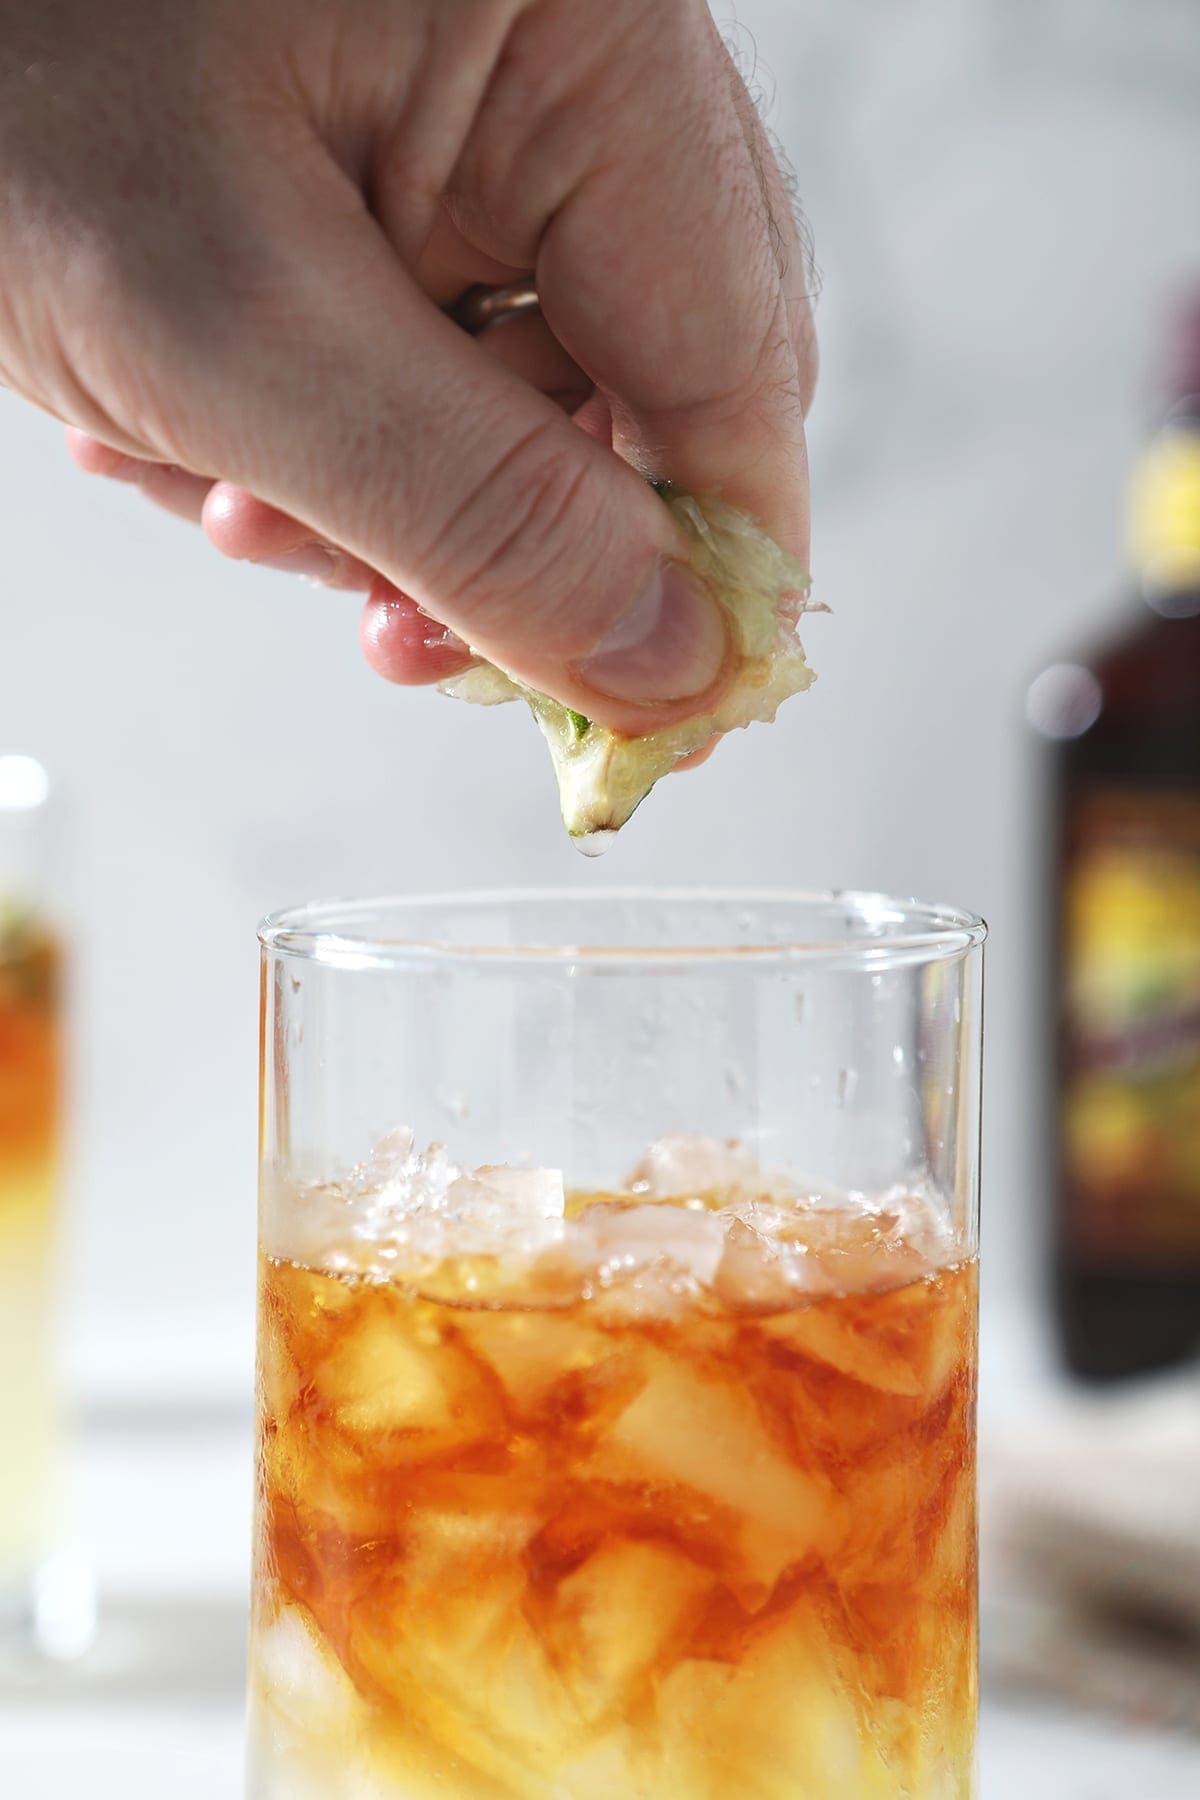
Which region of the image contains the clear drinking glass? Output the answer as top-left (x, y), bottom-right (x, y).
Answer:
top-left (0, 755), bottom-right (67, 1650)
top-left (249, 889), bottom-right (985, 1800)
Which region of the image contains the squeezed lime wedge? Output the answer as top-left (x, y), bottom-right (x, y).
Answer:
top-left (439, 489), bottom-right (821, 846)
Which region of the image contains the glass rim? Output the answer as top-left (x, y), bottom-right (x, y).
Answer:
top-left (258, 887), bottom-right (987, 972)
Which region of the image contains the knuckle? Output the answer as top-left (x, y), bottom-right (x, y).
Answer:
top-left (425, 418), bottom-right (605, 644)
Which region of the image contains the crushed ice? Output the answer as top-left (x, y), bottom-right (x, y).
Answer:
top-left (269, 1130), bottom-right (959, 1302)
top-left (263, 1131), bottom-right (567, 1272)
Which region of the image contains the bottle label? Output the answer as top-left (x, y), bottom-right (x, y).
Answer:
top-left (1128, 427), bottom-right (1200, 592)
top-left (1061, 785), bottom-right (1200, 1263)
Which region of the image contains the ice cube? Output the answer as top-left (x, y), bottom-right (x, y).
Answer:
top-left (627, 1134), bottom-right (793, 1204)
top-left (596, 1361), bottom-right (846, 1594)
top-left (453, 1307), bottom-right (604, 1414)
top-left (262, 1135), bottom-right (460, 1271)
top-left (250, 1608), bottom-right (361, 1756)
top-left (446, 1163), bottom-right (565, 1226)
top-left (767, 1304), bottom-right (925, 1397)
top-left (357, 1567), bottom-right (577, 1787)
top-left (545, 1540), bottom-right (712, 1722)
top-left (318, 1311), bottom-right (451, 1431)
top-left (273, 1139), bottom-right (573, 1275)
top-left (374, 1140), bottom-right (461, 1220)
top-left (554, 1733), bottom-right (642, 1799)
top-left (316, 1305), bottom-right (499, 1449)
top-left (657, 1616), bottom-right (867, 1798)
top-left (345, 1126), bottom-right (428, 1204)
top-left (398, 1507), bottom-right (547, 1640)
top-left (719, 1188), bottom-right (958, 1300)
top-left (581, 1201), bottom-right (725, 1284)
top-left (712, 1216), bottom-right (810, 1312)
top-left (372, 1123), bottom-right (415, 1164)
top-left (778, 1260), bottom-right (971, 1401)
top-left (560, 1201), bottom-right (727, 1322)
top-left (257, 1311), bottom-right (302, 1422)
top-left (252, 1610), bottom-right (332, 1728)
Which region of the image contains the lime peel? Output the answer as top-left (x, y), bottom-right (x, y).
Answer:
top-left (439, 490), bottom-right (822, 844)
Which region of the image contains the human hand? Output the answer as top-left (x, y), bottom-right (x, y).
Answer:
top-left (2, 0), bottom-right (815, 732)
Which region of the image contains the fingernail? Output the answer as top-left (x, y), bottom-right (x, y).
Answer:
top-left (254, 544), bottom-right (340, 584)
top-left (576, 563), bottom-right (726, 703)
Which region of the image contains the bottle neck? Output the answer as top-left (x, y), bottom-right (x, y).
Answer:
top-left (1129, 406), bottom-right (1200, 618)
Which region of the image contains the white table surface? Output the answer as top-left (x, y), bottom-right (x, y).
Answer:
top-left (2, 1404), bottom-right (1198, 1799)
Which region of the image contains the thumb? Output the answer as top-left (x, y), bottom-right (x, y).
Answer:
top-left (176, 228), bottom-right (727, 735)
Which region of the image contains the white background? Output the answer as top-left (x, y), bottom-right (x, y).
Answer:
top-left (2, 2), bottom-right (1200, 1793)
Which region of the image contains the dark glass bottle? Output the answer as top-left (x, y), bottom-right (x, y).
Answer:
top-left (1033, 330), bottom-right (1200, 1381)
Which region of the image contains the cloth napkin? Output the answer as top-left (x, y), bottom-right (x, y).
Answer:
top-left (982, 1373), bottom-right (1200, 1732)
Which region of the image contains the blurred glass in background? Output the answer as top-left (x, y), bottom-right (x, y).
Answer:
top-left (0, 757), bottom-right (92, 1662)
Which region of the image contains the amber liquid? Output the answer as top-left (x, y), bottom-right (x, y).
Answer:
top-left (250, 1196), bottom-right (977, 1798)
top-left (1047, 597), bottom-right (1200, 1379)
top-left (0, 916), bottom-right (63, 1579)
